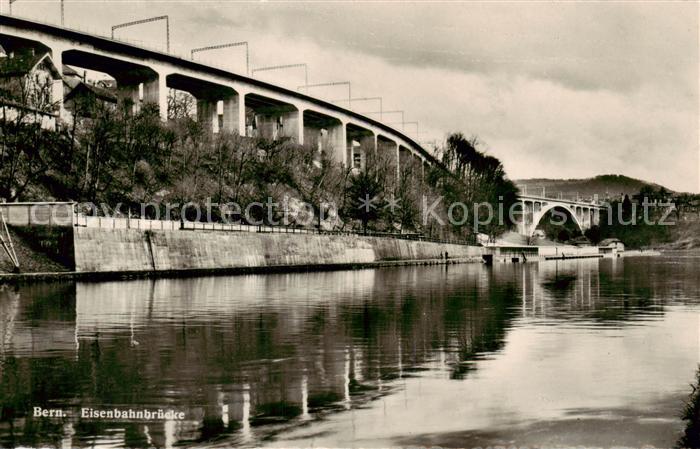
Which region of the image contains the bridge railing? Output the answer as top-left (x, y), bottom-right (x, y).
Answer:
top-left (518, 193), bottom-right (604, 206)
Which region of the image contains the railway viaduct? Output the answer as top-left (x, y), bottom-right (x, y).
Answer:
top-left (0, 14), bottom-right (603, 238)
top-left (0, 14), bottom-right (433, 177)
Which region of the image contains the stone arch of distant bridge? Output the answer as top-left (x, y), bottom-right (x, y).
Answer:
top-left (528, 203), bottom-right (584, 237)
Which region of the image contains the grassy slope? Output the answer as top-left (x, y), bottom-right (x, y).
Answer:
top-left (659, 215), bottom-right (700, 250)
top-left (0, 228), bottom-right (70, 273)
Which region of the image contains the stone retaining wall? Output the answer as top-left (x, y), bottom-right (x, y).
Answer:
top-left (73, 228), bottom-right (483, 273)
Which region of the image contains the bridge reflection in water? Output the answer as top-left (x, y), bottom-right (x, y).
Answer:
top-left (0, 256), bottom-right (698, 448)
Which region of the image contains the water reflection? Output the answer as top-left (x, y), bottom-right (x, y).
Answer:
top-left (0, 254), bottom-right (699, 447)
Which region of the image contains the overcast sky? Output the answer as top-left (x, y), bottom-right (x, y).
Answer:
top-left (8, 1), bottom-right (700, 192)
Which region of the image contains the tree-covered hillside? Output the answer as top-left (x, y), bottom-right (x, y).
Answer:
top-left (515, 174), bottom-right (669, 200)
top-left (1, 97), bottom-right (518, 242)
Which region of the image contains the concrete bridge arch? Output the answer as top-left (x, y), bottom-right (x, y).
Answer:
top-left (517, 195), bottom-right (602, 238)
top-left (528, 203), bottom-right (583, 237)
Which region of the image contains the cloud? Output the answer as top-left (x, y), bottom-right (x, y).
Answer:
top-left (184, 1), bottom-right (700, 191)
top-left (187, 2), bottom-right (698, 93)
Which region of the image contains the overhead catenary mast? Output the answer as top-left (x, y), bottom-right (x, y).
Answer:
top-left (111, 15), bottom-right (170, 53)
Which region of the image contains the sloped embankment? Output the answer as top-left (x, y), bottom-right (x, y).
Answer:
top-left (679, 366), bottom-right (700, 448)
top-left (0, 226), bottom-right (73, 273)
top-left (659, 216), bottom-right (700, 250)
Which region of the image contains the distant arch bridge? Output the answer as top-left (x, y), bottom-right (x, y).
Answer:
top-left (516, 194), bottom-right (603, 237)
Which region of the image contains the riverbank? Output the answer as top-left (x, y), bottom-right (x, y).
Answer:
top-left (654, 216), bottom-right (700, 250)
top-left (0, 226), bottom-right (483, 282)
top-left (0, 225), bottom-right (667, 283)
top-left (0, 256), bottom-right (482, 283)
top-left (680, 365), bottom-right (700, 448)
top-left (71, 227), bottom-right (483, 272)
top-left (0, 227), bottom-right (71, 273)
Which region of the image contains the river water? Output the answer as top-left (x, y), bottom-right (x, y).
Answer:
top-left (0, 253), bottom-right (699, 448)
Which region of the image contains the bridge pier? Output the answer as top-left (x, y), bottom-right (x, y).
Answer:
top-left (48, 44), bottom-right (66, 117)
top-left (221, 96), bottom-right (241, 133)
top-left (196, 95), bottom-right (242, 134)
top-left (2, 15), bottom-right (437, 175)
top-left (116, 81), bottom-right (141, 114)
top-left (236, 88), bottom-right (248, 136)
top-left (413, 152), bottom-right (423, 182)
top-left (297, 107), bottom-right (305, 145)
top-left (396, 145), bottom-right (402, 180)
top-left (522, 200), bottom-right (535, 236)
top-left (166, 73), bottom-right (241, 131)
top-left (346, 124), bottom-right (375, 170)
top-left (143, 73), bottom-right (168, 120)
top-left (244, 93), bottom-right (300, 141)
top-left (377, 135), bottom-right (399, 181)
top-left (196, 99), bottom-right (216, 132)
top-left (302, 109), bottom-right (344, 158)
top-left (337, 120), bottom-right (347, 166)
top-left (398, 145), bottom-right (412, 174)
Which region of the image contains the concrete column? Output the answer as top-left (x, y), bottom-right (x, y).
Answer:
top-left (221, 95), bottom-right (240, 134)
top-left (142, 72), bottom-right (168, 120)
top-left (413, 153), bottom-right (421, 175)
top-left (395, 145), bottom-right (401, 180)
top-left (336, 121), bottom-right (346, 166)
top-left (361, 134), bottom-right (376, 170)
top-left (577, 207), bottom-right (582, 228)
top-left (297, 107), bottom-right (305, 145)
top-left (197, 99), bottom-right (216, 133)
top-left (157, 76), bottom-right (168, 121)
top-left (279, 109), bottom-right (300, 141)
top-left (586, 208), bottom-right (592, 229)
top-left (398, 146), bottom-right (411, 173)
top-left (395, 144), bottom-right (403, 181)
top-left (345, 125), bottom-right (352, 168)
top-left (49, 45), bottom-right (65, 119)
top-left (524, 200), bottom-right (532, 235)
top-left (526, 200), bottom-right (532, 235)
top-left (238, 95), bottom-right (247, 136)
top-left (117, 83), bottom-right (141, 114)
top-left (523, 200), bottom-right (535, 236)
